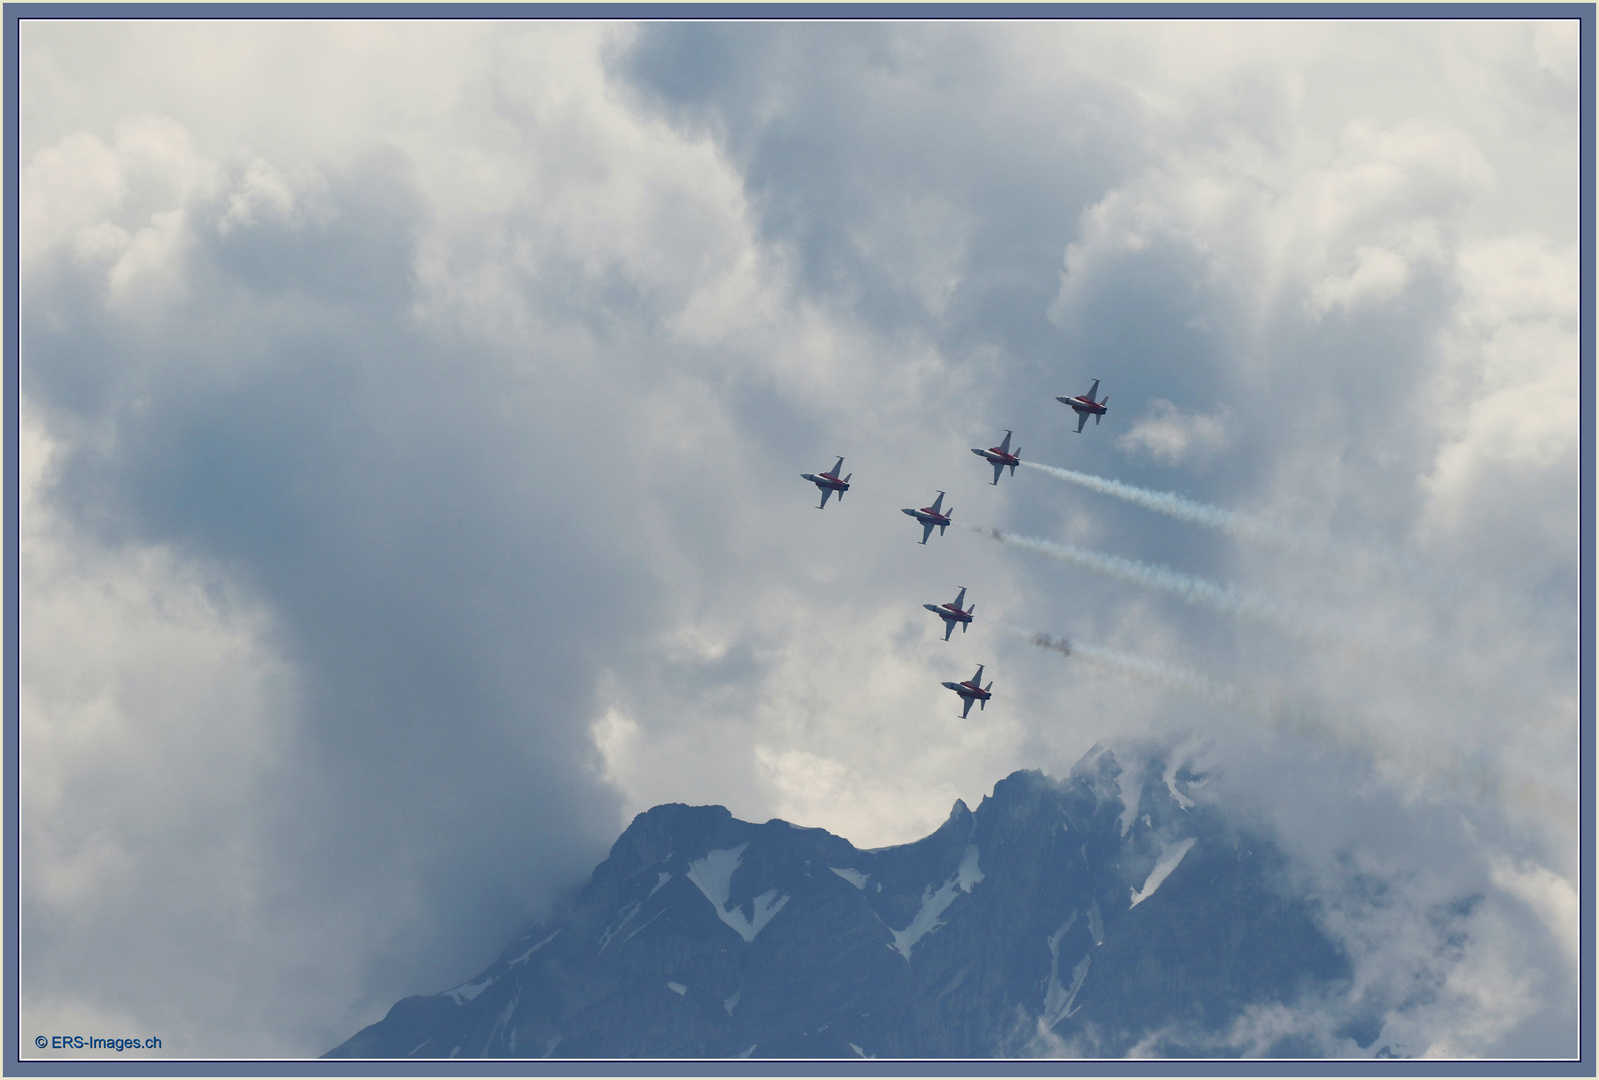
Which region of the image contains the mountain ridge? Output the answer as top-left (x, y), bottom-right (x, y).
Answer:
top-left (327, 745), bottom-right (1354, 1058)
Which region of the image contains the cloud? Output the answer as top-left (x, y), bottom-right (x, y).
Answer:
top-left (1115, 399), bottom-right (1233, 465)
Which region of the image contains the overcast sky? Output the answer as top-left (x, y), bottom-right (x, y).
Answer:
top-left (18, 17), bottom-right (1581, 1059)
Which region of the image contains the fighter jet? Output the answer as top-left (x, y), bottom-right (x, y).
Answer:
top-left (802, 457), bottom-right (852, 508)
top-left (924, 586), bottom-right (975, 641)
top-left (901, 490), bottom-right (952, 544)
top-left (942, 664), bottom-right (994, 719)
top-left (971, 430), bottom-right (1021, 485)
top-left (1057, 379), bottom-right (1109, 433)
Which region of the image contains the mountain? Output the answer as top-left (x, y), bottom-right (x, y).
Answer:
top-left (326, 745), bottom-right (1355, 1058)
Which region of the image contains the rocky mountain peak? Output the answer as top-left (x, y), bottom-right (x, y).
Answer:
top-left (328, 745), bottom-right (1350, 1059)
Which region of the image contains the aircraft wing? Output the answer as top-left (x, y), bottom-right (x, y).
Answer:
top-left (921, 520), bottom-right (935, 544)
top-left (1075, 409), bottom-right (1090, 434)
top-left (1085, 379), bottom-right (1099, 402)
top-left (953, 587), bottom-right (967, 608)
top-left (818, 487), bottom-right (833, 508)
top-left (991, 461), bottom-right (1004, 485)
top-left (943, 620), bottom-right (955, 642)
top-left (960, 696), bottom-right (975, 719)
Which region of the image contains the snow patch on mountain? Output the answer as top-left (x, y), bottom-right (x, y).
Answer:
top-left (1116, 761), bottom-right (1146, 837)
top-left (686, 844), bottom-right (747, 909)
top-left (508, 930), bottom-right (560, 966)
top-left (448, 976), bottom-right (494, 1005)
top-left (1163, 759), bottom-right (1194, 810)
top-left (957, 844), bottom-right (985, 892)
top-left (615, 907), bottom-right (667, 950)
top-left (1087, 900), bottom-right (1103, 945)
top-left (686, 843), bottom-right (789, 942)
top-left (830, 867), bottom-right (869, 889)
top-left (667, 981), bottom-right (687, 996)
top-left (487, 994), bottom-right (518, 1049)
top-left (1131, 837), bottom-right (1197, 908)
top-left (1061, 955), bottom-right (1091, 1022)
top-left (598, 902), bottom-right (642, 951)
top-left (889, 846), bottom-right (985, 960)
top-left (1040, 911), bottom-right (1080, 1028)
top-left (730, 890), bottom-right (790, 943)
top-left (893, 880), bottom-right (959, 959)
top-left (649, 872), bottom-right (672, 896)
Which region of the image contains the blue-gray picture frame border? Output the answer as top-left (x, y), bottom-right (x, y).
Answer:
top-left (3, 3), bottom-right (1591, 1075)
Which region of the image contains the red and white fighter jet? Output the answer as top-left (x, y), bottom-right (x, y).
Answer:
top-left (901, 490), bottom-right (953, 544)
top-left (971, 430), bottom-right (1020, 485)
top-left (801, 457), bottom-right (852, 509)
top-left (1057, 379), bottom-right (1109, 433)
top-left (942, 664), bottom-right (994, 719)
top-left (924, 586), bottom-right (975, 641)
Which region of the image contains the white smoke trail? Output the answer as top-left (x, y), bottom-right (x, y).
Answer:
top-left (1022, 460), bottom-right (1257, 535)
top-left (1022, 629), bottom-right (1298, 730)
top-left (1019, 460), bottom-right (1413, 579)
top-left (971, 525), bottom-right (1328, 641)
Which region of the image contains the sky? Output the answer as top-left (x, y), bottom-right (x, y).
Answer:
top-left (16, 16), bottom-right (1582, 1060)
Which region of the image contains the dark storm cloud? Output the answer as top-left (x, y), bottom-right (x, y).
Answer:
top-left (619, 22), bottom-right (1149, 373)
top-left (22, 144), bottom-right (671, 1042)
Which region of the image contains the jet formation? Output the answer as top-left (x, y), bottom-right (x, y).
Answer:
top-left (801, 377), bottom-right (1108, 716)
top-left (970, 430), bottom-right (1020, 485)
top-left (942, 665), bottom-right (994, 719)
top-left (1058, 379), bottom-right (1109, 433)
top-left (801, 457), bottom-right (852, 508)
top-left (924, 586), bottom-right (975, 641)
top-left (901, 491), bottom-right (953, 545)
